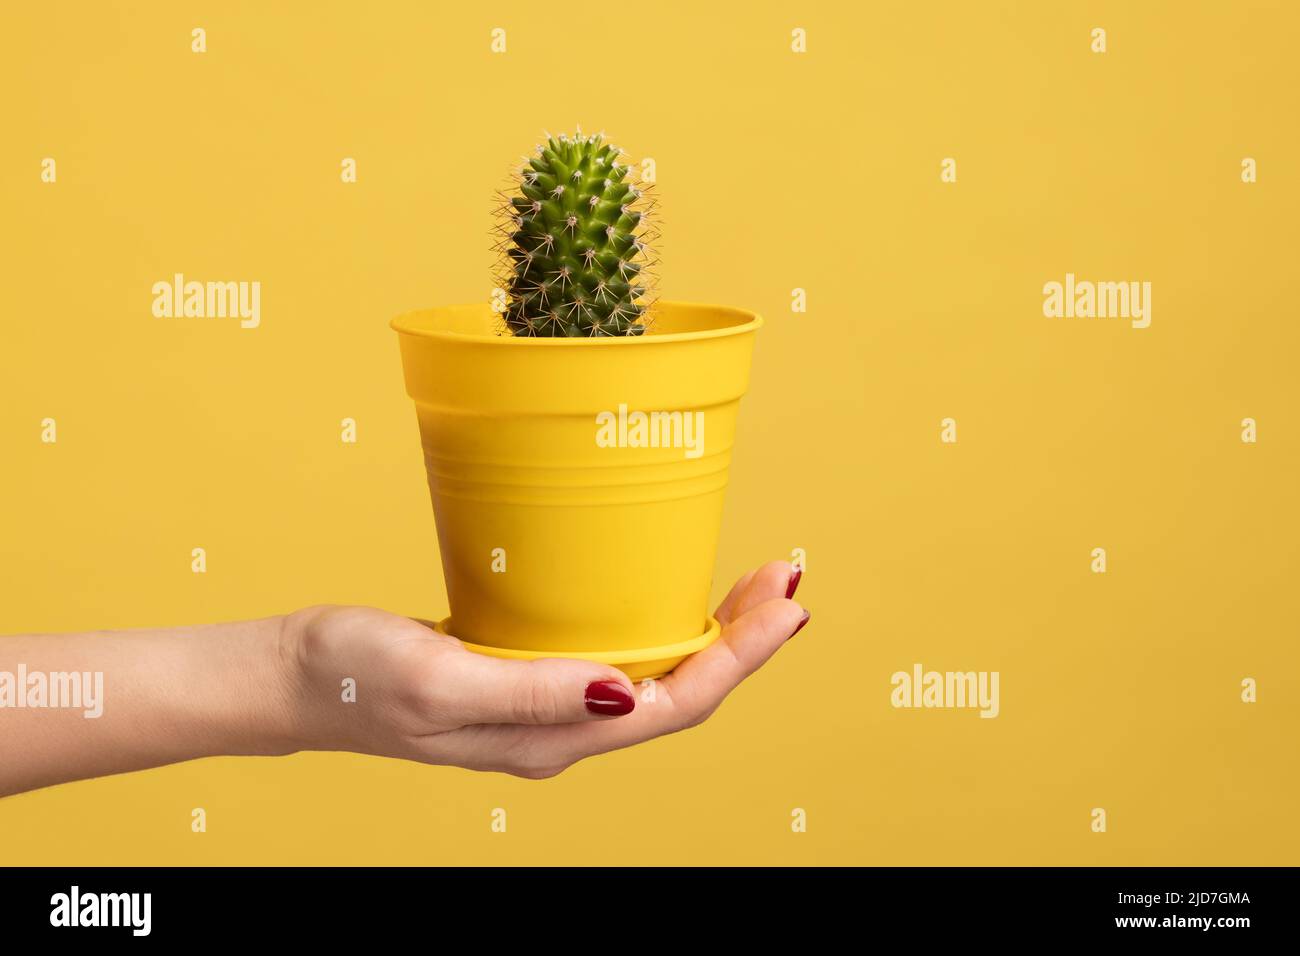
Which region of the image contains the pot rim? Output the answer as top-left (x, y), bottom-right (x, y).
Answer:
top-left (391, 300), bottom-right (763, 346)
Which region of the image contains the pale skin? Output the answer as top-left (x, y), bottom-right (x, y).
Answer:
top-left (0, 561), bottom-right (807, 798)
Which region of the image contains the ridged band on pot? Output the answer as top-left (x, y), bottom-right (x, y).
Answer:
top-left (392, 302), bottom-right (762, 676)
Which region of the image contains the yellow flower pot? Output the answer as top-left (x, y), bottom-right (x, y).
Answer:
top-left (392, 301), bottom-right (762, 680)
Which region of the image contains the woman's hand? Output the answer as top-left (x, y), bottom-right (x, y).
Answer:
top-left (0, 560), bottom-right (806, 796)
top-left (280, 560), bottom-right (808, 778)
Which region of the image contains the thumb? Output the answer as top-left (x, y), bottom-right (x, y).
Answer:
top-left (434, 648), bottom-right (637, 726)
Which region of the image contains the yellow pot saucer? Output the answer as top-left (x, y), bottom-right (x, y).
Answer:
top-left (433, 616), bottom-right (723, 683)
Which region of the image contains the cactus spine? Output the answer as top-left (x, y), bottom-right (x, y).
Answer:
top-left (494, 130), bottom-right (656, 336)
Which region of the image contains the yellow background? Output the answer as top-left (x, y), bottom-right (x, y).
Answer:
top-left (2, 1), bottom-right (1297, 865)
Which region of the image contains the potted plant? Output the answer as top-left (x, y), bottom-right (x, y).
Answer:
top-left (392, 131), bottom-right (762, 680)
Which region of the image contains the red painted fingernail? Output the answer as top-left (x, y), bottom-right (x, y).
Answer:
top-left (789, 610), bottom-right (811, 639)
top-left (785, 568), bottom-right (803, 600)
top-left (585, 680), bottom-right (635, 716)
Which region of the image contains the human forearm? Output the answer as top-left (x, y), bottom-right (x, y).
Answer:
top-left (0, 616), bottom-right (298, 797)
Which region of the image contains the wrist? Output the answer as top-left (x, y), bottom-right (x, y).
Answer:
top-left (184, 614), bottom-right (308, 759)
top-left (262, 612), bottom-right (316, 756)
top-left (271, 606), bottom-right (352, 756)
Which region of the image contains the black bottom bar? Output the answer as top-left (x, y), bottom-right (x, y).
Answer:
top-left (0, 867), bottom-right (1290, 940)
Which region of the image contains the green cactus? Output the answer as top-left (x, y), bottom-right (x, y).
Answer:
top-left (494, 130), bottom-right (656, 336)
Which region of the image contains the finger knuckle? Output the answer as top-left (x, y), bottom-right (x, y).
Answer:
top-left (762, 558), bottom-right (794, 580)
top-left (511, 675), bottom-right (562, 724)
top-left (679, 700), bottom-right (716, 730)
top-left (662, 681), bottom-right (717, 731)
